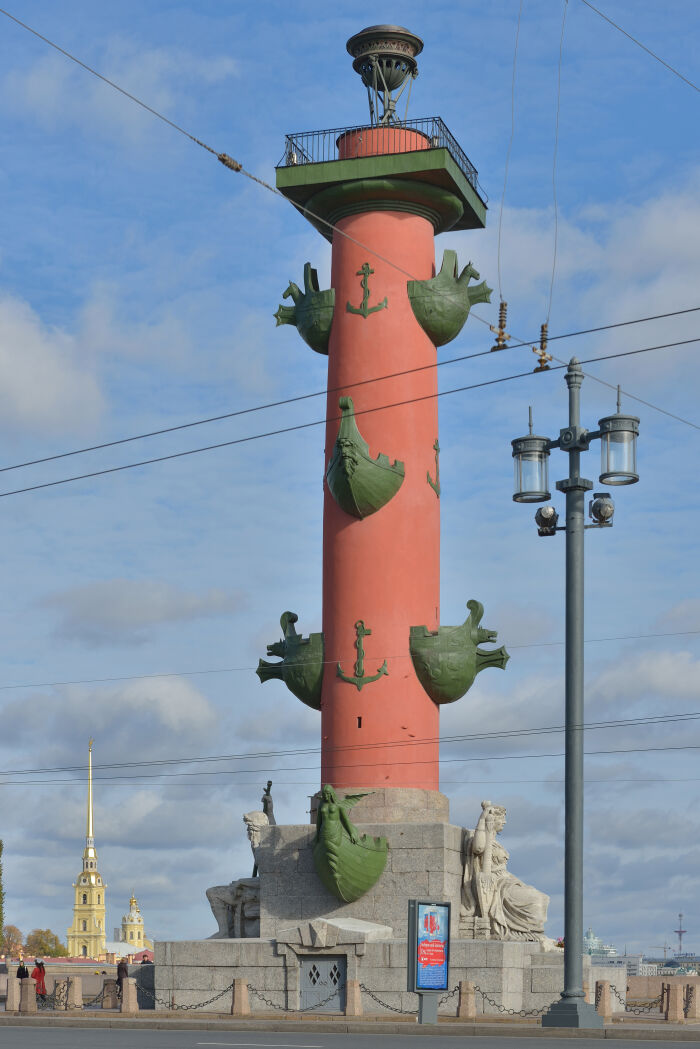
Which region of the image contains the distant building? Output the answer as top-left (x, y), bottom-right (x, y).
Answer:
top-left (104, 894), bottom-right (153, 957)
top-left (584, 927), bottom-right (618, 958)
top-left (66, 740), bottom-right (107, 958)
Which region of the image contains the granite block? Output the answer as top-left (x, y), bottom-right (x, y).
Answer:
top-left (531, 966), bottom-right (564, 993)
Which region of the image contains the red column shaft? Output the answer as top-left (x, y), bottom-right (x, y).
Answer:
top-left (321, 208), bottom-right (441, 790)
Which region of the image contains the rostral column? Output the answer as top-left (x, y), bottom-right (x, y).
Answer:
top-left (259, 26), bottom-right (508, 816)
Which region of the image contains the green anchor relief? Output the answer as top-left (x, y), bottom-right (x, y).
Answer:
top-left (407, 249), bottom-right (492, 347)
top-left (410, 600), bottom-right (509, 705)
top-left (337, 619), bottom-right (388, 691)
top-left (274, 262), bottom-right (335, 355)
top-left (427, 438), bottom-right (441, 498)
top-left (326, 396), bottom-right (404, 519)
top-left (256, 611), bottom-right (324, 711)
top-left (313, 785), bottom-right (388, 903)
top-left (346, 262), bottom-right (388, 318)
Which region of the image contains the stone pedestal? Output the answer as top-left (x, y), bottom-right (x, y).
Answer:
top-left (102, 978), bottom-right (119, 1009)
top-left (120, 976), bottom-right (139, 1015)
top-left (6, 976), bottom-right (20, 1013)
top-left (230, 977), bottom-right (250, 1016)
top-left (257, 820), bottom-right (463, 941)
top-left (309, 788), bottom-right (449, 825)
top-left (666, 983), bottom-right (685, 1023)
top-left (457, 980), bottom-right (476, 1018)
top-left (19, 978), bottom-right (37, 1014)
top-left (66, 976), bottom-right (83, 1010)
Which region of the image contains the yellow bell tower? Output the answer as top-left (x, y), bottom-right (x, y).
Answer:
top-left (66, 740), bottom-right (107, 958)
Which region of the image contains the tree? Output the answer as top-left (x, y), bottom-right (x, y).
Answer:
top-left (2, 924), bottom-right (23, 956)
top-left (24, 929), bottom-right (67, 958)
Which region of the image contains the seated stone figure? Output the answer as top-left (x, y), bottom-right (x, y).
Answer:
top-left (460, 800), bottom-right (556, 950)
top-left (206, 810), bottom-right (268, 938)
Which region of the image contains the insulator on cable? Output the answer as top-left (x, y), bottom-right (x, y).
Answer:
top-left (490, 301), bottom-right (511, 352)
top-left (532, 322), bottom-right (553, 372)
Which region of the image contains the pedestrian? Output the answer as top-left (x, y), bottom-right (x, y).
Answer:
top-left (116, 957), bottom-right (129, 998)
top-left (16, 957), bottom-right (29, 980)
top-left (30, 959), bottom-right (47, 1001)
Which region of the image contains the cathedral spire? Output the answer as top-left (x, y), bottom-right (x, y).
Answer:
top-left (86, 737), bottom-right (94, 842)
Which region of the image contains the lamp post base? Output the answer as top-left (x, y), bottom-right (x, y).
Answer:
top-left (541, 996), bottom-right (604, 1029)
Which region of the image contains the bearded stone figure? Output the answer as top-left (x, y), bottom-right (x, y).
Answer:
top-left (460, 800), bottom-right (557, 950)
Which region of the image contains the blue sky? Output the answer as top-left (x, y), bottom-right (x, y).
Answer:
top-left (0, 0), bottom-right (698, 957)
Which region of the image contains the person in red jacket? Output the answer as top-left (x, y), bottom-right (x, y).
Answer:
top-left (30, 959), bottom-right (46, 1001)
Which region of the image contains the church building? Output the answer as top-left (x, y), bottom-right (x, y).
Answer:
top-left (66, 739), bottom-right (107, 957)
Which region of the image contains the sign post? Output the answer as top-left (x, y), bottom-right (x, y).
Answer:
top-left (407, 900), bottom-right (451, 1025)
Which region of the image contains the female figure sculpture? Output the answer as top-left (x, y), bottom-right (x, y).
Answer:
top-left (461, 800), bottom-right (556, 949)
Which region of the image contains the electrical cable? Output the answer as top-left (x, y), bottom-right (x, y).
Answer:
top-left (0, 740), bottom-right (698, 785)
top-left (578, 0), bottom-right (700, 94)
top-left (0, 335), bottom-right (697, 500)
top-left (0, 627), bottom-right (697, 694)
top-left (2, 305), bottom-right (699, 476)
top-left (2, 5), bottom-right (698, 444)
top-left (546, 0), bottom-right (568, 323)
top-left (497, 0), bottom-right (523, 303)
top-left (3, 774), bottom-right (698, 788)
top-left (1, 708), bottom-right (699, 777)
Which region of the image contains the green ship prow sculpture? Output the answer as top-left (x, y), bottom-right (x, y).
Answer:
top-left (326, 396), bottom-right (405, 519)
top-left (407, 249), bottom-right (492, 347)
top-left (410, 599), bottom-right (509, 705)
top-left (256, 611), bottom-right (324, 711)
top-left (312, 785), bottom-right (388, 902)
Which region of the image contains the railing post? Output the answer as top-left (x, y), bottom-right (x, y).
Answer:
top-left (457, 980), bottom-right (476, 1019)
top-left (19, 978), bottom-right (37, 1014)
top-left (594, 981), bottom-right (611, 1022)
top-left (119, 976), bottom-right (139, 1016)
top-left (230, 979), bottom-right (250, 1017)
top-left (66, 976), bottom-right (83, 1010)
top-left (344, 980), bottom-right (363, 1016)
top-left (666, 983), bottom-right (685, 1024)
top-left (6, 975), bottom-right (21, 1013)
top-left (685, 984), bottom-right (698, 1020)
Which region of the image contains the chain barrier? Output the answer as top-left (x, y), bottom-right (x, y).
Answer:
top-left (686, 984), bottom-right (695, 1017)
top-left (359, 983), bottom-right (417, 1015)
top-left (37, 982), bottom-right (67, 1011)
top-left (84, 986), bottom-right (108, 1010)
top-left (248, 983), bottom-right (347, 1013)
top-left (473, 982), bottom-right (555, 1017)
top-left (137, 979), bottom-right (236, 1012)
top-left (609, 984), bottom-right (663, 1014)
top-left (438, 985), bottom-right (459, 1006)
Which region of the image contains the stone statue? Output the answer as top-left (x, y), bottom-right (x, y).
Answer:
top-left (261, 780), bottom-right (276, 825)
top-left (206, 809), bottom-right (269, 937)
top-left (206, 878), bottom-right (260, 939)
top-left (460, 800), bottom-right (557, 950)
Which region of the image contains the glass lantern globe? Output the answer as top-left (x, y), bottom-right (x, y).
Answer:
top-left (598, 413), bottom-right (639, 485)
top-left (511, 434), bottom-right (551, 502)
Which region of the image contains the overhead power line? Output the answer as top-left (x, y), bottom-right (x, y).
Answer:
top-left (0, 335), bottom-right (697, 500)
top-left (0, 627), bottom-right (697, 693)
top-left (1, 707), bottom-right (698, 777)
top-left (2, 307), bottom-right (697, 479)
top-left (2, 4), bottom-right (698, 437)
top-left (578, 0), bottom-right (700, 94)
top-left (0, 740), bottom-right (698, 785)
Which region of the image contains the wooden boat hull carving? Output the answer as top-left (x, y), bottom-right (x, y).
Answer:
top-left (326, 396), bottom-right (404, 519)
top-left (312, 785), bottom-right (388, 902)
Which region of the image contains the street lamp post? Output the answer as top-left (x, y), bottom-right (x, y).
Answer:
top-left (511, 357), bottom-right (639, 1028)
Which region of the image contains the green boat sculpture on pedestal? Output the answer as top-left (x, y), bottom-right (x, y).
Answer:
top-left (256, 611), bottom-right (324, 711)
top-left (313, 785), bottom-right (388, 903)
top-left (326, 396), bottom-right (405, 519)
top-left (410, 599), bottom-right (510, 705)
top-left (274, 262), bottom-right (335, 355)
top-left (407, 249), bottom-right (492, 347)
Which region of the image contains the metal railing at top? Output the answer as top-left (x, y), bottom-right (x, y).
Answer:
top-left (277, 116), bottom-right (487, 202)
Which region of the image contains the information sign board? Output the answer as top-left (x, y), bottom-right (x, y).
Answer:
top-left (407, 899), bottom-right (451, 993)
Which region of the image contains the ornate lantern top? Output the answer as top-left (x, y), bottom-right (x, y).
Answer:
top-left (346, 25), bottom-right (424, 125)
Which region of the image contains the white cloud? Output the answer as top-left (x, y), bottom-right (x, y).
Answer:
top-left (0, 294), bottom-right (103, 433)
top-left (43, 578), bottom-right (247, 645)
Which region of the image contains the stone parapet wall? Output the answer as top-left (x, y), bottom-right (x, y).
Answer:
top-left (155, 937), bottom-right (619, 1016)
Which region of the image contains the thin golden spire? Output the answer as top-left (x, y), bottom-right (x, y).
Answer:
top-left (86, 738), bottom-right (94, 840)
